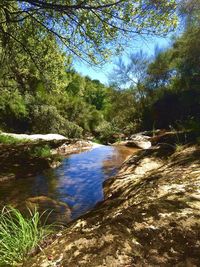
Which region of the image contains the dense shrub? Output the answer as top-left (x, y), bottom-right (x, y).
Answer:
top-left (29, 144), bottom-right (52, 158)
top-left (0, 90), bottom-right (28, 132)
top-left (123, 122), bottom-right (139, 136)
top-left (30, 105), bottom-right (83, 138)
top-left (95, 121), bottom-right (118, 144)
top-left (150, 89), bottom-right (200, 130)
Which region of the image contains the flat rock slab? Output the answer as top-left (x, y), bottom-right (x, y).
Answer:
top-left (1, 132), bottom-right (67, 141)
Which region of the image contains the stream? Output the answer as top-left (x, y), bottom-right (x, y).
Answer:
top-left (0, 145), bottom-right (138, 222)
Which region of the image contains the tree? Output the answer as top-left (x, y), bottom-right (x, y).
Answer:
top-left (103, 87), bottom-right (139, 134)
top-left (146, 49), bottom-right (174, 91)
top-left (83, 78), bottom-right (107, 110)
top-left (110, 51), bottom-right (149, 85)
top-left (109, 51), bottom-right (151, 112)
top-left (0, 1), bottom-right (178, 64)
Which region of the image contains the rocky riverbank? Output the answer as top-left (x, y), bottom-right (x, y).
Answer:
top-left (0, 132), bottom-right (94, 182)
top-left (26, 144), bottom-right (200, 267)
top-left (0, 141), bottom-right (58, 182)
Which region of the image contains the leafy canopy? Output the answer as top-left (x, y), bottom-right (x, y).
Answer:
top-left (0, 0), bottom-right (178, 63)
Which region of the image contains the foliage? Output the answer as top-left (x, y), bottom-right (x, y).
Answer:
top-left (179, 118), bottom-right (200, 134)
top-left (29, 144), bottom-right (52, 159)
top-left (123, 122), bottom-right (139, 136)
top-left (108, 4), bottom-right (200, 134)
top-left (0, 206), bottom-right (52, 267)
top-left (175, 143), bottom-right (185, 152)
top-left (0, 0), bottom-right (198, 143)
top-left (0, 90), bottom-right (28, 132)
top-left (103, 87), bottom-right (141, 135)
top-left (0, 1), bottom-right (178, 64)
top-left (110, 51), bottom-right (150, 89)
top-left (95, 121), bottom-right (118, 144)
top-left (29, 104), bottom-right (83, 138)
top-left (0, 134), bottom-right (27, 145)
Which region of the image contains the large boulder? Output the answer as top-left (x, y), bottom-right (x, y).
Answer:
top-left (128, 134), bottom-right (152, 149)
top-left (113, 134), bottom-right (151, 149)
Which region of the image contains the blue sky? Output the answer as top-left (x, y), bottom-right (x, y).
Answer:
top-left (73, 35), bottom-right (173, 85)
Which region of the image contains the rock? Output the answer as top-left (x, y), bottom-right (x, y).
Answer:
top-left (0, 173), bottom-right (15, 182)
top-left (49, 160), bottom-right (62, 169)
top-left (127, 134), bottom-right (152, 149)
top-left (26, 145), bottom-right (200, 267)
top-left (113, 135), bottom-right (151, 149)
top-left (1, 132), bottom-right (67, 141)
top-left (0, 133), bottom-right (70, 181)
top-left (150, 130), bottom-right (197, 146)
top-left (25, 196), bottom-right (71, 224)
top-left (56, 140), bottom-right (93, 155)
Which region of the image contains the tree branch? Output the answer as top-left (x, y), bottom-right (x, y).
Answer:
top-left (17, 0), bottom-right (125, 11)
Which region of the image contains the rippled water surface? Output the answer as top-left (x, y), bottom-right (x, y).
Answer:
top-left (0, 145), bottom-right (137, 221)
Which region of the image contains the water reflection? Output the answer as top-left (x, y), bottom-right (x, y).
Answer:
top-left (0, 145), bottom-right (137, 221)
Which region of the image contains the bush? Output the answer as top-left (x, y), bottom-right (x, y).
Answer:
top-left (95, 121), bottom-right (118, 144)
top-left (31, 105), bottom-right (66, 134)
top-left (123, 122), bottom-right (138, 136)
top-left (31, 105), bottom-right (83, 138)
top-left (0, 89), bottom-right (28, 133)
top-left (180, 118), bottom-right (200, 133)
top-left (62, 120), bottom-right (83, 138)
top-left (0, 206), bottom-right (52, 266)
top-left (29, 144), bottom-right (52, 158)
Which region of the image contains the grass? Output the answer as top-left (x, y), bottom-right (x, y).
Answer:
top-left (0, 135), bottom-right (53, 159)
top-left (175, 143), bottom-right (185, 152)
top-left (92, 138), bottom-right (102, 144)
top-left (29, 144), bottom-right (52, 158)
top-left (0, 206), bottom-right (53, 267)
top-left (0, 134), bottom-right (28, 145)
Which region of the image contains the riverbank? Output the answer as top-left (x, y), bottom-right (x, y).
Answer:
top-left (26, 143), bottom-right (200, 266)
top-left (0, 130), bottom-right (196, 183)
top-left (0, 144), bottom-right (137, 225)
top-left (0, 132), bottom-right (95, 182)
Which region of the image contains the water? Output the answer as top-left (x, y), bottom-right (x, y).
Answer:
top-left (0, 145), bottom-right (137, 222)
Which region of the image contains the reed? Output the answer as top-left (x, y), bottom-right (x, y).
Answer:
top-left (0, 206), bottom-right (52, 266)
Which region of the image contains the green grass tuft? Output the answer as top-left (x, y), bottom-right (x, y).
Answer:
top-left (29, 144), bottom-right (52, 158)
top-left (0, 134), bottom-right (28, 145)
top-left (0, 206), bottom-right (53, 266)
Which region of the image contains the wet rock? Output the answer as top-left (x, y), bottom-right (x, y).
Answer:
top-left (0, 173), bottom-right (15, 182)
top-left (129, 134), bottom-right (152, 149)
top-left (56, 140), bottom-right (93, 155)
top-left (26, 145), bottom-right (200, 267)
top-left (26, 196), bottom-right (71, 224)
top-left (49, 160), bottom-right (62, 169)
top-left (115, 134), bottom-right (151, 149)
